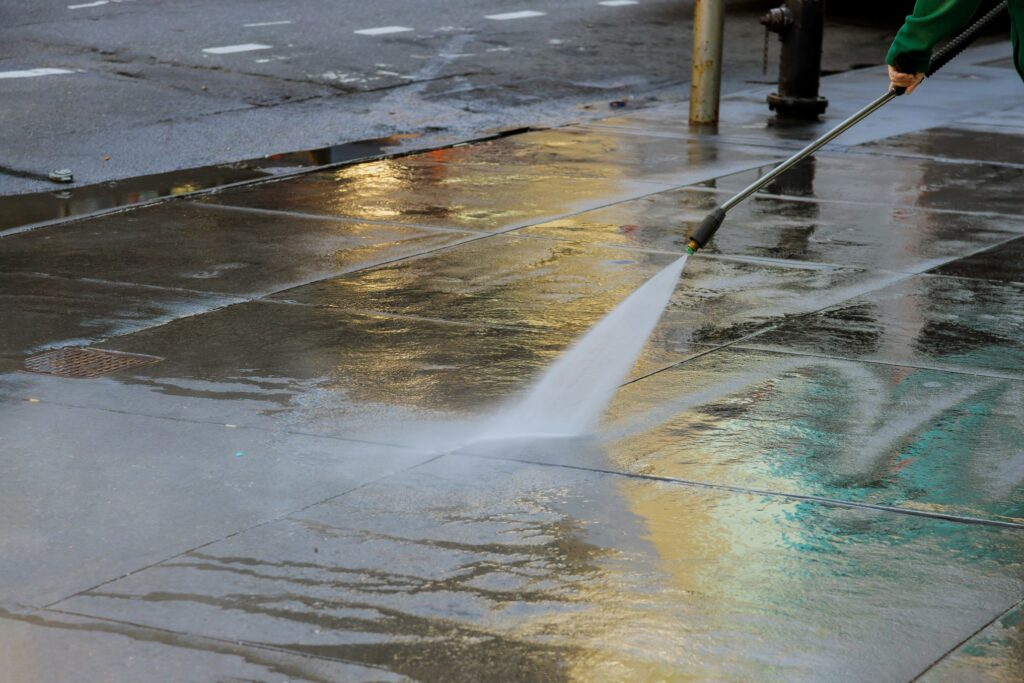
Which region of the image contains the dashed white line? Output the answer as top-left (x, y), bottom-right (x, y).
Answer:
top-left (243, 20), bottom-right (293, 27)
top-left (354, 26), bottom-right (413, 36)
top-left (599, 0), bottom-right (638, 5)
top-left (68, 0), bottom-right (108, 8)
top-left (0, 68), bottom-right (75, 79)
top-left (202, 44), bottom-right (272, 55)
top-left (485, 10), bottom-right (547, 20)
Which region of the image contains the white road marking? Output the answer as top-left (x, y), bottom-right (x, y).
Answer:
top-left (354, 26), bottom-right (413, 36)
top-left (599, 0), bottom-right (638, 5)
top-left (244, 20), bottom-right (293, 27)
top-left (485, 10), bottom-right (546, 20)
top-left (202, 44), bottom-right (272, 54)
top-left (68, 0), bottom-right (108, 7)
top-left (0, 68), bottom-right (75, 79)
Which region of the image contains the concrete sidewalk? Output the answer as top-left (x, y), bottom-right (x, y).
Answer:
top-left (2, 43), bottom-right (1023, 682)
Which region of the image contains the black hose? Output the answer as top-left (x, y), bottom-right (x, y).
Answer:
top-left (927, 0), bottom-right (1009, 76)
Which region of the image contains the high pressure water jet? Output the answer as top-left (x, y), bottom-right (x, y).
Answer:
top-left (686, 1), bottom-right (1009, 255)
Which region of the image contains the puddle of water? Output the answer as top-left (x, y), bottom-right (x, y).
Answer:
top-left (0, 135), bottom-right (417, 235)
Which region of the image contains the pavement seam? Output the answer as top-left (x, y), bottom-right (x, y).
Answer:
top-left (191, 200), bottom-right (482, 235)
top-left (26, 605), bottom-right (398, 677)
top-left (726, 345), bottom-right (1024, 381)
top-left (42, 452), bottom-right (448, 611)
top-left (909, 595), bottom-right (1024, 682)
top-left (0, 394), bottom-right (427, 453)
top-left (452, 452), bottom-right (1024, 531)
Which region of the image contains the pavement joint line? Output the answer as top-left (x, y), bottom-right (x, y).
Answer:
top-left (30, 605), bottom-right (400, 675)
top-left (190, 201), bottom-right (479, 235)
top-left (909, 595), bottom-right (1024, 682)
top-left (0, 118), bottom-right (560, 239)
top-left (667, 183), bottom-right (1024, 221)
top-left (621, 327), bottom-right (779, 387)
top-left (691, 184), bottom-right (1024, 221)
top-left (453, 451), bottom-right (1024, 531)
top-left (52, 272), bottom-right (250, 299)
top-left (43, 450), bottom-right (447, 611)
top-left (0, 394), bottom-right (427, 454)
top-left (836, 145), bottom-right (1024, 171)
top-left (730, 344), bottom-right (1024, 382)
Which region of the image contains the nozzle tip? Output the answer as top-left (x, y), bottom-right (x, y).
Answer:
top-left (686, 246), bottom-right (696, 255)
top-left (686, 239), bottom-right (700, 254)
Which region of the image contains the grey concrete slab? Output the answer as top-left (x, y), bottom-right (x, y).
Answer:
top-left (479, 346), bottom-right (1024, 524)
top-left (932, 235), bottom-right (1024, 285)
top-left (743, 274), bottom-right (1024, 379)
top-left (204, 157), bottom-right (677, 233)
top-left (417, 126), bottom-right (784, 186)
top-left (0, 604), bottom-right (401, 683)
top-left (710, 153), bottom-right (1023, 216)
top-left (0, 272), bottom-right (240, 362)
top-left (0, 202), bottom-right (471, 296)
top-left (861, 126), bottom-right (1024, 167)
top-left (0, 299), bottom-right (705, 447)
top-left (518, 184), bottom-right (1024, 273)
top-left (272, 232), bottom-right (903, 346)
top-left (922, 600), bottom-right (1024, 682)
top-left (0, 399), bottom-right (432, 605)
top-left (54, 454), bottom-right (1024, 682)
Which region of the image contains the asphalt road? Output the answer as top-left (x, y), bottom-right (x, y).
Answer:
top-left (0, 0), bottom-right (899, 194)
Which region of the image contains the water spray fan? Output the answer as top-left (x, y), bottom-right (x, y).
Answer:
top-left (686, 0), bottom-right (1009, 255)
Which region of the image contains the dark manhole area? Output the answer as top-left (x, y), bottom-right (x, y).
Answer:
top-left (24, 347), bottom-right (162, 378)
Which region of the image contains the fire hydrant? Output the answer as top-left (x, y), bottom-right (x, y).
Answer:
top-left (762, 0), bottom-right (829, 119)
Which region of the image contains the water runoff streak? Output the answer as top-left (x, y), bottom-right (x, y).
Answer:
top-left (484, 255), bottom-right (688, 439)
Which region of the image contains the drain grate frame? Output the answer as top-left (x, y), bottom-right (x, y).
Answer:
top-left (23, 347), bottom-right (162, 379)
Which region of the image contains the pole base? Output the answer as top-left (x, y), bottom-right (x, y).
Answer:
top-left (767, 93), bottom-right (828, 119)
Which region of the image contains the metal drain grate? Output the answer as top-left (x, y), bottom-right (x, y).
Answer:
top-left (24, 347), bottom-right (162, 378)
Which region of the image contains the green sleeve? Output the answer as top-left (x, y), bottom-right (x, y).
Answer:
top-left (886, 0), bottom-right (984, 72)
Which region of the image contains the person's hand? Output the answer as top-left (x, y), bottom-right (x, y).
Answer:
top-left (888, 64), bottom-right (924, 94)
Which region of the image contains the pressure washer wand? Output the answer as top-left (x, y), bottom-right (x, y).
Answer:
top-left (686, 0), bottom-right (1009, 254)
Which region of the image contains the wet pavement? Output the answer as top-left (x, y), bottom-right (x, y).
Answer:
top-left (2, 44), bottom-right (1024, 682)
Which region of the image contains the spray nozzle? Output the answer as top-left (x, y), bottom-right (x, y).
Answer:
top-left (687, 207), bottom-right (726, 254)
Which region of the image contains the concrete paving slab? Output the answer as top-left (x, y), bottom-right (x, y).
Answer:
top-left (512, 346), bottom-right (1024, 525)
top-left (861, 126), bottom-right (1024, 167)
top-left (0, 272), bottom-right (240, 362)
top-left (0, 202), bottom-right (472, 296)
top-left (932, 235), bottom-right (1024, 285)
top-left (204, 156), bottom-right (678, 233)
top-left (710, 153), bottom-right (1022, 215)
top-left (957, 103), bottom-right (1024, 133)
top-left (743, 274), bottom-right (1024, 379)
top-left (0, 299), bottom-right (704, 446)
top-left (0, 604), bottom-right (400, 683)
top-left (922, 600), bottom-right (1024, 682)
top-left (417, 126), bottom-right (784, 186)
top-left (53, 454), bottom-right (1024, 682)
top-left (270, 232), bottom-right (903, 348)
top-left (0, 399), bottom-right (432, 605)
top-left (519, 184), bottom-right (1024, 273)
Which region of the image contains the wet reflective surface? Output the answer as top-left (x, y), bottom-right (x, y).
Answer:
top-left (522, 182), bottom-right (1024, 274)
top-left (0, 202), bottom-right (471, 295)
top-left (747, 274), bottom-right (1024, 378)
top-left (271, 232), bottom-right (902, 351)
top-left (0, 135), bottom-right (417, 236)
top-left (51, 455), bottom-right (1024, 682)
top-left (3, 67), bottom-right (1024, 680)
top-left (202, 128), bottom-right (782, 233)
top-left (711, 153), bottom-right (1024, 215)
top-left (598, 347), bottom-right (1024, 524)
